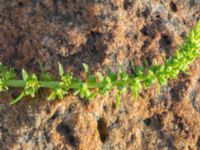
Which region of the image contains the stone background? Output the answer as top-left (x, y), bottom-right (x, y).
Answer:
top-left (0, 0), bottom-right (200, 149)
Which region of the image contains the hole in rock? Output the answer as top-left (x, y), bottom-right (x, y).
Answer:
top-left (18, 2), bottom-right (25, 7)
top-left (56, 123), bottom-right (79, 147)
top-left (159, 34), bottom-right (172, 57)
top-left (170, 2), bottom-right (177, 12)
top-left (97, 118), bottom-right (109, 143)
top-left (143, 118), bottom-right (151, 126)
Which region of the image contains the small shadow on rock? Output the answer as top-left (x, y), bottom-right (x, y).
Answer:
top-left (143, 114), bottom-right (163, 130)
top-left (189, 90), bottom-right (200, 113)
top-left (196, 137), bottom-right (200, 148)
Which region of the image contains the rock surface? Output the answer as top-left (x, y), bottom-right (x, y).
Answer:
top-left (0, 0), bottom-right (200, 149)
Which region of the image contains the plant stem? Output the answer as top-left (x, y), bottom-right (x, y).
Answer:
top-left (5, 80), bottom-right (60, 88)
top-left (4, 79), bottom-right (131, 90)
top-left (4, 80), bottom-right (105, 89)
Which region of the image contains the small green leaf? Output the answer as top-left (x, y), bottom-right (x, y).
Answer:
top-left (130, 59), bottom-right (135, 70)
top-left (58, 62), bottom-right (64, 77)
top-left (82, 63), bottom-right (89, 73)
top-left (80, 83), bottom-right (90, 98)
top-left (10, 93), bottom-right (24, 105)
top-left (131, 88), bottom-right (138, 100)
top-left (161, 52), bottom-right (166, 62)
top-left (156, 83), bottom-right (161, 94)
top-left (144, 58), bottom-right (149, 67)
top-left (158, 77), bottom-right (167, 86)
top-left (47, 88), bottom-right (66, 101)
top-left (22, 69), bottom-right (28, 81)
top-left (88, 75), bottom-right (96, 83)
top-left (135, 66), bottom-right (144, 76)
top-left (38, 61), bottom-right (45, 72)
top-left (40, 72), bottom-right (54, 81)
top-left (115, 92), bottom-right (120, 110)
top-left (117, 64), bottom-right (123, 73)
top-left (47, 91), bottom-right (57, 101)
top-left (87, 92), bottom-right (97, 100)
top-left (117, 85), bottom-right (127, 93)
top-left (73, 90), bottom-right (80, 96)
top-left (96, 72), bottom-right (104, 82)
top-left (108, 73), bottom-right (117, 81)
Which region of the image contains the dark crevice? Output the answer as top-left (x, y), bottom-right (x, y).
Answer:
top-left (123, 0), bottom-right (133, 10)
top-left (143, 118), bottom-right (151, 126)
top-left (170, 88), bottom-right (180, 102)
top-left (18, 2), bottom-right (25, 7)
top-left (68, 103), bottom-right (76, 113)
top-left (180, 31), bottom-right (186, 39)
top-left (56, 123), bottom-right (80, 147)
top-left (140, 53), bottom-right (154, 66)
top-left (140, 24), bottom-right (158, 38)
top-left (196, 137), bottom-right (200, 147)
top-left (141, 7), bottom-right (151, 18)
top-left (160, 35), bottom-right (171, 48)
top-left (136, 6), bottom-right (151, 18)
top-left (141, 39), bottom-right (150, 51)
top-left (80, 97), bottom-right (90, 106)
top-left (189, 90), bottom-right (200, 113)
top-left (170, 1), bottom-right (177, 12)
top-left (49, 110), bottom-right (59, 120)
top-left (97, 118), bottom-right (109, 143)
top-left (159, 34), bottom-right (172, 57)
top-left (189, 0), bottom-right (195, 7)
top-left (144, 114), bottom-right (163, 130)
top-left (166, 136), bottom-right (176, 150)
top-left (140, 26), bottom-right (149, 36)
top-left (174, 115), bottom-right (184, 130)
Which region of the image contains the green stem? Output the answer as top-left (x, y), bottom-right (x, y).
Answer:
top-left (5, 80), bottom-right (60, 88)
top-left (4, 80), bottom-right (124, 89)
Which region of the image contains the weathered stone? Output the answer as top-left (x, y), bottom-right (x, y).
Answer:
top-left (0, 0), bottom-right (200, 149)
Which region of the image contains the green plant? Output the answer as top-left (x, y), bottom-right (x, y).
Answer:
top-left (0, 21), bottom-right (200, 108)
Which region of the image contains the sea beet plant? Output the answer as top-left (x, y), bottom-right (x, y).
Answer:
top-left (0, 21), bottom-right (200, 108)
